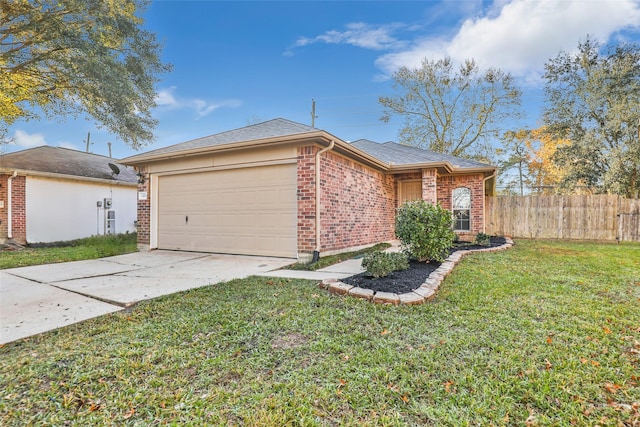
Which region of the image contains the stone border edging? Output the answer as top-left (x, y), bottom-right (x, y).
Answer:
top-left (319, 238), bottom-right (514, 305)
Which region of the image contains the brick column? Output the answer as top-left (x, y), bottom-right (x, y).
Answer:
top-left (136, 167), bottom-right (151, 249)
top-left (422, 169), bottom-right (437, 204)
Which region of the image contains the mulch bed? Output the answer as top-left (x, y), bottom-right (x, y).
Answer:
top-left (341, 237), bottom-right (507, 294)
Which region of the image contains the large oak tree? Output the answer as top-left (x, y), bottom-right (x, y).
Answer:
top-left (0, 0), bottom-right (170, 148)
top-left (379, 58), bottom-right (522, 161)
top-left (543, 37), bottom-right (640, 197)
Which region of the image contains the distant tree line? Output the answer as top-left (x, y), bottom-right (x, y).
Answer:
top-left (380, 36), bottom-right (640, 198)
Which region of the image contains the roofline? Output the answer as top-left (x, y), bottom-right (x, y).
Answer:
top-left (387, 163), bottom-right (496, 175)
top-left (121, 130), bottom-right (496, 174)
top-left (0, 168), bottom-right (137, 187)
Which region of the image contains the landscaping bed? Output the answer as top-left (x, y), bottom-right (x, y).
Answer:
top-left (342, 237), bottom-right (507, 294)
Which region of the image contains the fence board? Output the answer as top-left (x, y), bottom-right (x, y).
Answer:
top-left (485, 195), bottom-right (640, 242)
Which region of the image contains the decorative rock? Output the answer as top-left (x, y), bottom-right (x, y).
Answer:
top-left (422, 277), bottom-right (440, 290)
top-left (348, 286), bottom-right (374, 301)
top-left (319, 278), bottom-right (340, 289)
top-left (328, 282), bottom-right (353, 295)
top-left (373, 292), bottom-right (400, 305)
top-left (399, 292), bottom-right (424, 305)
top-left (413, 286), bottom-right (436, 300)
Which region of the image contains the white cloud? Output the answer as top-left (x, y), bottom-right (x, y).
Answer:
top-left (155, 86), bottom-right (179, 107)
top-left (12, 130), bottom-right (47, 148)
top-left (286, 22), bottom-right (410, 55)
top-left (192, 99), bottom-right (242, 119)
top-left (57, 141), bottom-right (79, 150)
top-left (376, 0), bottom-right (640, 77)
top-left (155, 86), bottom-right (241, 118)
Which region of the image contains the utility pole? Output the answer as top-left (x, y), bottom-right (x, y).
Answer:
top-left (311, 99), bottom-right (318, 128)
top-left (84, 131), bottom-right (91, 153)
top-left (107, 142), bottom-right (112, 158)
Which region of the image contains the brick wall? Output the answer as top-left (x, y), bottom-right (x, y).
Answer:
top-left (297, 146), bottom-right (317, 253)
top-left (0, 174), bottom-right (7, 239)
top-left (136, 168), bottom-right (150, 246)
top-left (422, 169), bottom-right (438, 203)
top-left (0, 174), bottom-right (26, 243)
top-left (437, 174), bottom-right (485, 237)
top-left (297, 147), bottom-right (397, 256)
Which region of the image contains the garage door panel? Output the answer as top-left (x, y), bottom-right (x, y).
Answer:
top-left (157, 164), bottom-right (297, 257)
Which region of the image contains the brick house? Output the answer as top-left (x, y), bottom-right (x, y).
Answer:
top-left (0, 146), bottom-right (137, 244)
top-left (122, 118), bottom-right (496, 260)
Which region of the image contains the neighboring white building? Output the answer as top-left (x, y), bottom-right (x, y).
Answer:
top-left (0, 146), bottom-right (138, 244)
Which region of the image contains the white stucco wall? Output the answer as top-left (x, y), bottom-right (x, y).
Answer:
top-left (26, 176), bottom-right (137, 243)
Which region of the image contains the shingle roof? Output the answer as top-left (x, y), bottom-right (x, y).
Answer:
top-left (124, 118), bottom-right (318, 161)
top-left (349, 139), bottom-right (493, 169)
top-left (0, 146), bottom-right (137, 183)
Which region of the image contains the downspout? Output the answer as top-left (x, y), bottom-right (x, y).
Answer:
top-left (482, 171), bottom-right (497, 234)
top-left (7, 171), bottom-right (17, 239)
top-left (312, 140), bottom-right (335, 262)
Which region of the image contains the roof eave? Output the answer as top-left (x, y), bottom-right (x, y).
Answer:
top-left (388, 162), bottom-right (496, 175)
top-left (0, 168), bottom-right (137, 186)
top-left (121, 131), bottom-right (331, 165)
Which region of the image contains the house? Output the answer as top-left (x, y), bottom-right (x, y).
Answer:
top-left (0, 146), bottom-right (138, 244)
top-left (122, 118), bottom-right (496, 260)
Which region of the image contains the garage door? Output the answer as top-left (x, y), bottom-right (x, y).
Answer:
top-left (157, 163), bottom-right (297, 257)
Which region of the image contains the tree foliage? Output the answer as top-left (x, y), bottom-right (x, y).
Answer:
top-left (379, 58), bottom-right (522, 161)
top-left (0, 0), bottom-right (170, 148)
top-left (542, 37), bottom-right (640, 197)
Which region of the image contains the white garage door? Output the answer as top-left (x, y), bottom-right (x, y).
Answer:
top-left (157, 164), bottom-right (297, 257)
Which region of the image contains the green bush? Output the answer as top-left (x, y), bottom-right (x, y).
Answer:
top-left (362, 252), bottom-right (409, 278)
top-left (473, 232), bottom-right (491, 247)
top-left (395, 200), bottom-right (456, 262)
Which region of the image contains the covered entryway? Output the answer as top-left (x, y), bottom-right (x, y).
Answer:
top-left (157, 163), bottom-right (297, 257)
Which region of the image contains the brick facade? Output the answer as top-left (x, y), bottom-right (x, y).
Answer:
top-left (318, 151), bottom-right (396, 253)
top-left (437, 174), bottom-right (485, 239)
top-left (136, 145), bottom-right (489, 257)
top-left (135, 167), bottom-right (151, 246)
top-left (0, 174), bottom-right (26, 243)
top-left (421, 169), bottom-right (438, 203)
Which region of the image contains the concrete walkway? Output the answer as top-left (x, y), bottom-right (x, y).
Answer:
top-left (1, 251), bottom-right (292, 344)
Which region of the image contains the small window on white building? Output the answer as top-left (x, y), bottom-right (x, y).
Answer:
top-left (452, 187), bottom-right (471, 231)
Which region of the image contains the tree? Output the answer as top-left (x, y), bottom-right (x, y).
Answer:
top-left (496, 129), bottom-right (533, 196)
top-left (0, 0), bottom-right (170, 148)
top-left (379, 58), bottom-right (522, 161)
top-left (525, 127), bottom-right (570, 193)
top-left (542, 36), bottom-right (640, 197)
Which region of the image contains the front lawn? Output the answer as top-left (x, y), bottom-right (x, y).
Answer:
top-left (0, 233), bottom-right (138, 269)
top-left (1, 239), bottom-right (638, 425)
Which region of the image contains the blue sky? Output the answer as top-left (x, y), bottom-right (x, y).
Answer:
top-left (4, 0), bottom-right (640, 160)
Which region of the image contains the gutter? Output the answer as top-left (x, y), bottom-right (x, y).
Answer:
top-left (313, 140), bottom-right (335, 262)
top-left (482, 171), bottom-right (497, 234)
top-left (7, 171), bottom-right (17, 239)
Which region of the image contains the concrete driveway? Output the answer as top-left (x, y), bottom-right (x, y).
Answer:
top-left (1, 251), bottom-right (293, 344)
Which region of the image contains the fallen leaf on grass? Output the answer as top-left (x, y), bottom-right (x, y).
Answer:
top-left (444, 380), bottom-right (454, 393)
top-left (123, 406), bottom-right (135, 419)
top-left (380, 329), bottom-right (391, 336)
top-left (401, 394), bottom-right (409, 403)
top-left (546, 336), bottom-right (553, 345)
top-left (604, 383), bottom-right (622, 394)
top-left (602, 326), bottom-right (612, 334)
top-left (544, 359), bottom-right (553, 370)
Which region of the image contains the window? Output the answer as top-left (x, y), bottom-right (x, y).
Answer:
top-left (452, 187), bottom-right (471, 231)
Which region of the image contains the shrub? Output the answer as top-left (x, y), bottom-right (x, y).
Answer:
top-left (474, 232), bottom-right (491, 247)
top-left (395, 200), bottom-right (456, 262)
top-left (362, 252), bottom-right (409, 278)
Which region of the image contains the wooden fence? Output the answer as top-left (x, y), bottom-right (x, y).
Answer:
top-left (485, 195), bottom-right (640, 242)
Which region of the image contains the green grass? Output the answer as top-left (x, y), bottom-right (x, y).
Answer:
top-left (1, 239), bottom-right (639, 426)
top-left (287, 242), bottom-right (392, 271)
top-left (0, 233), bottom-right (138, 269)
